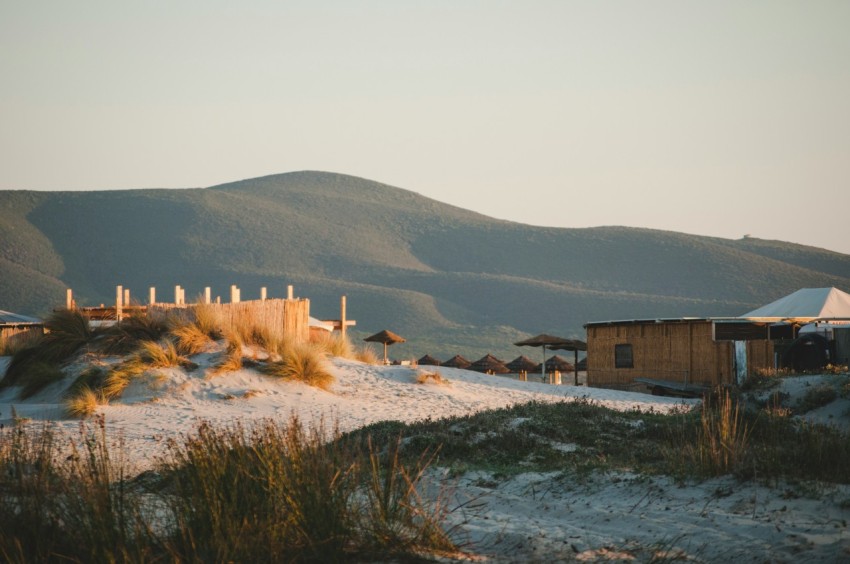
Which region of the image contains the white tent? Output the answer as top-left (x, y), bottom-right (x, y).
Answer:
top-left (742, 287), bottom-right (850, 321)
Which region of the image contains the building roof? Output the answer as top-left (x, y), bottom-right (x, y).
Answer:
top-left (0, 310), bottom-right (42, 325)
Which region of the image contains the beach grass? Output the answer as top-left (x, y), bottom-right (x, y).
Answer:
top-left (0, 416), bottom-right (459, 562)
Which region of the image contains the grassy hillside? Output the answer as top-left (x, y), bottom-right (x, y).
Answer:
top-left (2, 171), bottom-right (849, 360)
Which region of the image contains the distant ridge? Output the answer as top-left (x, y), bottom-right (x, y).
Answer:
top-left (2, 171), bottom-right (849, 359)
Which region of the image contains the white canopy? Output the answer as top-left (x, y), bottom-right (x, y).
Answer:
top-left (742, 287), bottom-right (850, 321)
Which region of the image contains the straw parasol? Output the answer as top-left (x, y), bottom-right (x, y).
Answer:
top-left (417, 354), bottom-right (441, 366)
top-left (514, 334), bottom-right (575, 381)
top-left (442, 354), bottom-right (472, 369)
top-left (544, 355), bottom-right (575, 373)
top-left (363, 329), bottom-right (406, 364)
top-left (547, 339), bottom-right (587, 385)
top-left (506, 355), bottom-right (540, 381)
top-left (469, 354), bottom-right (510, 375)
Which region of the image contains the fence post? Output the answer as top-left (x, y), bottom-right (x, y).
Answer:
top-left (116, 285), bottom-right (123, 323)
top-left (124, 288), bottom-right (130, 307)
top-left (261, 287), bottom-right (267, 301)
top-left (287, 285), bottom-right (294, 300)
top-left (149, 287), bottom-right (156, 305)
top-left (204, 287), bottom-right (211, 304)
top-left (340, 295), bottom-right (347, 339)
top-left (66, 289), bottom-right (73, 310)
top-left (230, 285), bottom-right (238, 304)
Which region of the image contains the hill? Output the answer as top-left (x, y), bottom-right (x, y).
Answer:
top-left (2, 171), bottom-right (850, 359)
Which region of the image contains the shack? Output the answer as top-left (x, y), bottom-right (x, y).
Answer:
top-left (0, 310), bottom-right (44, 347)
top-left (585, 287), bottom-right (850, 392)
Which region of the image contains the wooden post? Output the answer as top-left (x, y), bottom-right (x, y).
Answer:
top-left (204, 287), bottom-right (211, 304)
top-left (66, 289), bottom-right (73, 310)
top-left (216, 296), bottom-right (221, 304)
top-left (230, 285), bottom-right (238, 304)
top-left (124, 288), bottom-right (130, 306)
top-left (116, 285), bottom-right (123, 323)
top-left (340, 295), bottom-right (347, 339)
top-left (149, 287), bottom-right (156, 305)
top-left (261, 287), bottom-right (267, 301)
top-left (175, 285), bottom-right (181, 305)
top-left (287, 285), bottom-right (294, 300)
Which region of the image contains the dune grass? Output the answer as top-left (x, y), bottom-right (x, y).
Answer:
top-left (415, 370), bottom-right (449, 385)
top-left (261, 342), bottom-right (335, 390)
top-left (97, 313), bottom-right (169, 355)
top-left (209, 334), bottom-right (243, 376)
top-left (0, 417), bottom-right (459, 562)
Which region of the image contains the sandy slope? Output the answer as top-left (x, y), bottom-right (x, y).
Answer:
top-left (2, 355), bottom-right (849, 562)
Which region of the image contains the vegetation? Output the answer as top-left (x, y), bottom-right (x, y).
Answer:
top-left (261, 342), bottom-right (335, 390)
top-left (4, 171), bottom-right (849, 359)
top-left (0, 416), bottom-right (457, 562)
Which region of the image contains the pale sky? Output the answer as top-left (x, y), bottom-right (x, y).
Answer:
top-left (2, 1), bottom-right (849, 254)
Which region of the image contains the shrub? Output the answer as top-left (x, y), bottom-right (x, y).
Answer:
top-left (797, 384), bottom-right (838, 413)
top-left (415, 371), bottom-right (449, 385)
top-left (311, 332), bottom-right (354, 359)
top-left (261, 343), bottom-right (334, 390)
top-left (66, 386), bottom-right (101, 418)
top-left (18, 361), bottom-right (65, 399)
top-left (210, 336), bottom-right (243, 376)
top-left (170, 322), bottom-right (214, 356)
top-left (96, 314), bottom-right (169, 355)
top-left (355, 345), bottom-right (380, 365)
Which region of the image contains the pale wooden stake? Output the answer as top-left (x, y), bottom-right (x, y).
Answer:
top-left (230, 285), bottom-right (238, 304)
top-left (175, 285), bottom-right (181, 305)
top-left (116, 285), bottom-right (123, 323)
top-left (261, 287), bottom-right (267, 301)
top-left (66, 289), bottom-right (73, 310)
top-left (149, 287), bottom-right (156, 305)
top-left (124, 288), bottom-right (130, 307)
top-left (204, 287), bottom-right (211, 304)
top-left (340, 295), bottom-right (347, 339)
top-left (287, 285), bottom-right (294, 300)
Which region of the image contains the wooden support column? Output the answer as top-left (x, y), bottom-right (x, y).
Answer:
top-left (340, 295), bottom-right (347, 339)
top-left (149, 287), bottom-right (156, 305)
top-left (116, 285), bottom-right (123, 323)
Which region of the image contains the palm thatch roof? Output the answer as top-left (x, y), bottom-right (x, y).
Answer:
top-left (469, 354), bottom-right (510, 374)
top-left (417, 354), bottom-right (441, 366)
top-left (363, 329), bottom-right (406, 344)
top-left (544, 355), bottom-right (575, 372)
top-left (442, 355), bottom-right (472, 369)
top-left (506, 355), bottom-right (539, 373)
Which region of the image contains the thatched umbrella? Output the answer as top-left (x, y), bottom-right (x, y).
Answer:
top-left (363, 329), bottom-right (406, 364)
top-left (442, 354), bottom-right (472, 369)
top-left (506, 355), bottom-right (539, 381)
top-left (469, 354), bottom-right (510, 375)
top-left (418, 354), bottom-right (441, 366)
top-left (548, 339), bottom-right (587, 385)
top-left (544, 355), bottom-right (575, 373)
top-left (514, 334), bottom-right (575, 382)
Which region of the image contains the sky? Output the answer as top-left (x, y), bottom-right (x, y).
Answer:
top-left (2, 1), bottom-right (849, 254)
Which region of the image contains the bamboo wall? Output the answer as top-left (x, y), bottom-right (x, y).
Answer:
top-left (148, 298), bottom-right (310, 344)
top-left (586, 320), bottom-right (774, 389)
top-left (0, 325), bottom-right (44, 345)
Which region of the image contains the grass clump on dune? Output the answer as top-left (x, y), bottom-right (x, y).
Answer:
top-left (0, 417), bottom-right (458, 562)
top-left (261, 342), bottom-right (334, 390)
top-left (97, 313), bottom-right (169, 355)
top-left (209, 334), bottom-right (244, 376)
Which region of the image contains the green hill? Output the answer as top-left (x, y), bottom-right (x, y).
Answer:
top-left (2, 171), bottom-right (849, 361)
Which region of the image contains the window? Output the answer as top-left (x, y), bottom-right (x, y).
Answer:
top-left (614, 344), bottom-right (633, 368)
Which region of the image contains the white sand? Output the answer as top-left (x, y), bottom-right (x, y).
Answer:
top-left (2, 354), bottom-right (849, 562)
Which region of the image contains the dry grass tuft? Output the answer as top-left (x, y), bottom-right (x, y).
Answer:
top-left (210, 336), bottom-right (243, 376)
top-left (311, 332), bottom-right (354, 359)
top-left (415, 371), bottom-right (449, 385)
top-left (354, 345), bottom-right (380, 365)
top-left (65, 386), bottom-right (102, 418)
top-left (171, 323), bottom-right (214, 356)
top-left (261, 343), bottom-right (334, 390)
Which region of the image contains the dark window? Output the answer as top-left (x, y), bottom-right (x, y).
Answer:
top-left (614, 344), bottom-right (633, 368)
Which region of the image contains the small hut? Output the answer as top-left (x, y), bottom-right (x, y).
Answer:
top-left (417, 354), bottom-right (441, 366)
top-left (0, 310), bottom-right (43, 349)
top-left (442, 355), bottom-right (472, 369)
top-left (544, 355), bottom-right (574, 385)
top-left (506, 355), bottom-right (539, 381)
top-left (469, 354), bottom-right (510, 375)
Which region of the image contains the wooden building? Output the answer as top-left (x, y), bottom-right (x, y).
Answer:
top-left (0, 310), bottom-right (44, 347)
top-left (584, 318), bottom-right (775, 391)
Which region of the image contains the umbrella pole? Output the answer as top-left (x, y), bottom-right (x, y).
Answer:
top-left (542, 346), bottom-right (547, 383)
top-left (383, 343), bottom-right (388, 364)
top-left (574, 349), bottom-right (578, 386)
